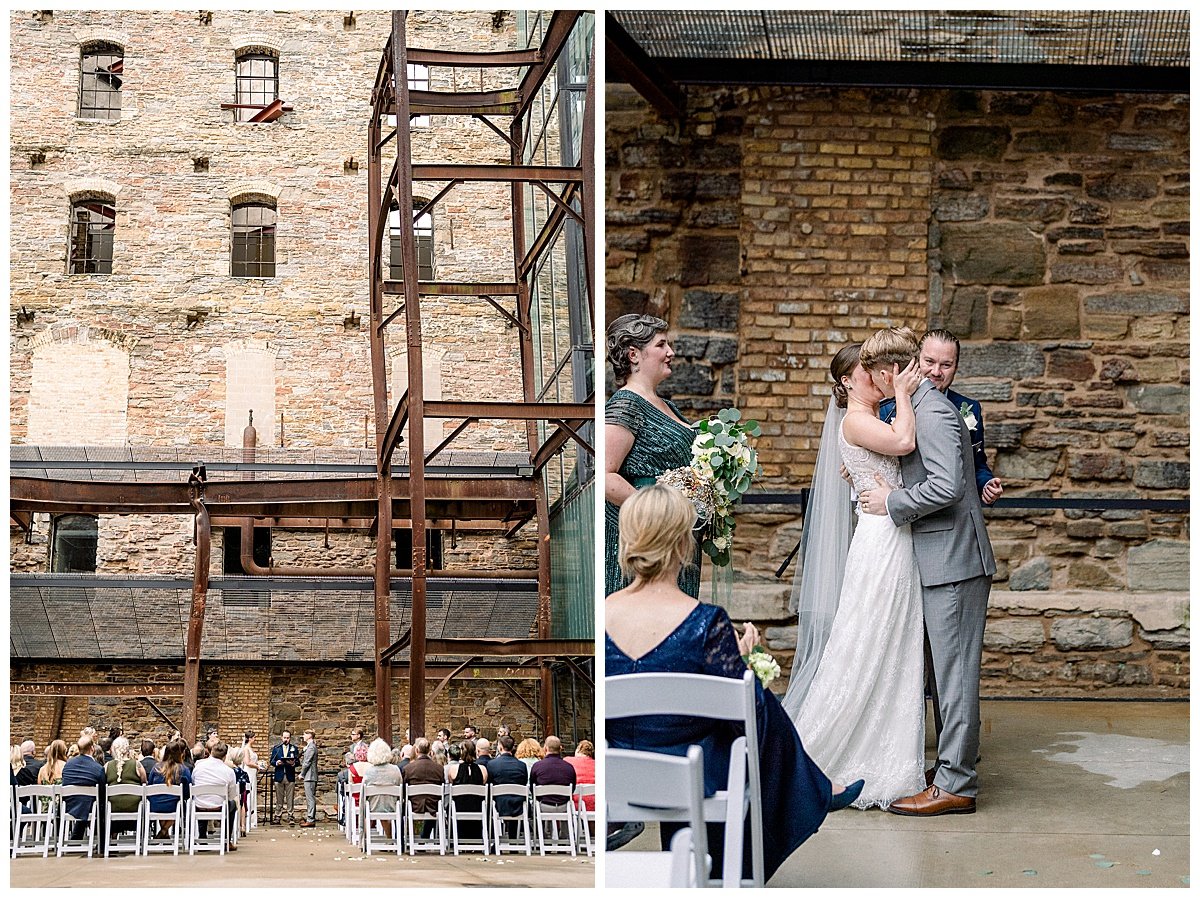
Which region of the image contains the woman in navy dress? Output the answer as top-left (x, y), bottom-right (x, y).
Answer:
top-left (606, 484), bottom-right (863, 882)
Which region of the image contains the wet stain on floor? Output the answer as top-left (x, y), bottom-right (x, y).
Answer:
top-left (1040, 732), bottom-right (1189, 788)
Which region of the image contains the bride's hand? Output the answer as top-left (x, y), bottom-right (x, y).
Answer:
top-left (737, 622), bottom-right (760, 657)
top-left (893, 359), bottom-right (921, 397)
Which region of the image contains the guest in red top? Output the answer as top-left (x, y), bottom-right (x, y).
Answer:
top-left (565, 740), bottom-right (595, 811)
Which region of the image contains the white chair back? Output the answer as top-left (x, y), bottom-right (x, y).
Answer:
top-left (361, 783), bottom-right (404, 855)
top-left (345, 781), bottom-right (364, 846)
top-left (103, 783), bottom-right (145, 857)
top-left (489, 783), bottom-right (531, 856)
top-left (574, 783), bottom-right (596, 856)
top-left (606, 670), bottom-right (764, 887)
top-left (404, 783), bottom-right (446, 855)
top-left (532, 784), bottom-right (577, 856)
top-left (448, 783), bottom-right (490, 855)
top-left (55, 784), bottom-right (100, 857)
top-left (606, 745), bottom-right (708, 888)
top-left (188, 783), bottom-right (230, 855)
top-left (13, 784), bottom-right (57, 858)
top-left (143, 783), bottom-right (183, 855)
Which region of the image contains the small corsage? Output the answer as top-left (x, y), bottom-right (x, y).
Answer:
top-left (958, 401), bottom-right (978, 431)
top-left (743, 645), bottom-right (781, 688)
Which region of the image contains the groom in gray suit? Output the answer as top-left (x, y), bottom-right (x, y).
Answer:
top-left (859, 326), bottom-right (996, 816)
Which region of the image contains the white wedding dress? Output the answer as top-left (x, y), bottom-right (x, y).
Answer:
top-left (791, 422), bottom-right (926, 809)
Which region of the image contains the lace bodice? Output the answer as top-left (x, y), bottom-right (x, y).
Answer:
top-left (839, 420), bottom-right (903, 493)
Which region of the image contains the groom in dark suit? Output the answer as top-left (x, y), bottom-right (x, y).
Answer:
top-left (860, 326), bottom-right (996, 816)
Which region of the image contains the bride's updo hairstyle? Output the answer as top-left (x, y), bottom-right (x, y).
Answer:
top-left (829, 344), bottom-right (862, 409)
top-left (607, 313), bottom-right (669, 386)
top-left (618, 484), bottom-right (696, 583)
top-left (859, 325), bottom-right (920, 372)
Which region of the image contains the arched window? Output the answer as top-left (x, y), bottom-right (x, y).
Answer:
top-left (79, 42), bottom-right (123, 120)
top-left (234, 50), bottom-right (278, 122)
top-left (69, 197), bottom-right (116, 274)
top-left (232, 201), bottom-right (277, 277)
top-left (51, 514), bottom-right (98, 573)
top-left (388, 201), bottom-right (434, 282)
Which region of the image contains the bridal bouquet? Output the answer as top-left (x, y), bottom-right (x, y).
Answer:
top-left (744, 645), bottom-right (781, 688)
top-left (659, 407), bottom-right (763, 567)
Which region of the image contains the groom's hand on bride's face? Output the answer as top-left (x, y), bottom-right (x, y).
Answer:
top-left (859, 473), bottom-right (892, 516)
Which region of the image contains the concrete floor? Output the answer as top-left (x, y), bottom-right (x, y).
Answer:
top-left (614, 700), bottom-right (1189, 888)
top-left (9, 818), bottom-right (595, 888)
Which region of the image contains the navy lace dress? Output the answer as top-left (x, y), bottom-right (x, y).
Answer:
top-left (605, 389), bottom-right (702, 597)
top-left (606, 602), bottom-right (832, 882)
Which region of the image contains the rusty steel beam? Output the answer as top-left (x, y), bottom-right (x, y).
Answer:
top-left (382, 281), bottom-right (519, 296)
top-left (11, 681), bottom-right (185, 697)
top-left (514, 11), bottom-right (582, 119)
top-left (582, 46), bottom-right (596, 316)
top-left (181, 484), bottom-right (210, 744)
top-left (605, 11), bottom-right (687, 120)
top-left (423, 638), bottom-right (594, 657)
top-left (381, 390), bottom-right (410, 470)
top-left (392, 10), bottom-right (427, 743)
top-left (407, 46), bottom-right (542, 67)
top-left (411, 164), bottom-right (582, 183)
top-left (209, 516), bottom-right (499, 531)
top-left (531, 420), bottom-right (595, 475)
top-left (402, 89), bottom-right (519, 116)
top-left (423, 400), bottom-right (592, 421)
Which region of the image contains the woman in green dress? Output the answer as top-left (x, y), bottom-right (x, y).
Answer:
top-left (605, 314), bottom-right (702, 597)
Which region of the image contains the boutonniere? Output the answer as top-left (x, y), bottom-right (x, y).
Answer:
top-left (958, 401), bottom-right (978, 431)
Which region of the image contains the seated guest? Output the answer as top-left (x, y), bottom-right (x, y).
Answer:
top-left (361, 738), bottom-right (403, 839)
top-left (474, 738), bottom-right (493, 769)
top-left (16, 740), bottom-right (43, 786)
top-left (402, 737), bottom-right (445, 837)
top-left (38, 740), bottom-right (68, 786)
top-left (148, 739), bottom-right (193, 839)
top-left (227, 745), bottom-right (251, 835)
top-left (192, 742), bottom-right (238, 850)
top-left (449, 740), bottom-right (488, 841)
top-left (529, 735), bottom-right (575, 806)
top-left (60, 736), bottom-right (107, 840)
top-left (486, 735), bottom-right (529, 836)
top-left (606, 485), bottom-right (862, 882)
top-left (104, 736), bottom-right (147, 832)
top-left (515, 737), bottom-right (543, 773)
top-left (139, 739), bottom-right (158, 781)
top-left (565, 740), bottom-right (596, 812)
top-left (398, 745), bottom-right (414, 769)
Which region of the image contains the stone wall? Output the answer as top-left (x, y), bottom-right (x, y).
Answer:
top-left (605, 82), bottom-right (1188, 697)
top-left (11, 660), bottom-right (595, 809)
top-left (9, 10), bottom-right (548, 576)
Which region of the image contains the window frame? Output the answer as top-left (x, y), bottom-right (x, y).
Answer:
top-left (78, 41), bottom-right (124, 121)
top-left (231, 200), bottom-right (278, 278)
top-left (68, 198), bottom-right (116, 275)
top-left (51, 514), bottom-right (99, 573)
top-left (388, 200), bottom-right (434, 282)
top-left (234, 50), bottom-right (279, 123)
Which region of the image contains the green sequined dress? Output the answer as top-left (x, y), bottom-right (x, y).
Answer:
top-left (605, 389), bottom-right (702, 597)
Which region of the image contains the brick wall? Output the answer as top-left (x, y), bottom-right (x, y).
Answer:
top-left (605, 82), bottom-right (1188, 696)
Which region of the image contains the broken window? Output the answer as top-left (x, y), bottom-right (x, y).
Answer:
top-left (68, 198), bottom-right (115, 274)
top-left (79, 42), bottom-right (123, 120)
top-left (388, 201), bottom-right (434, 282)
top-left (234, 51), bottom-right (278, 122)
top-left (231, 201), bottom-right (276, 277)
top-left (222, 526), bottom-right (272, 574)
top-left (51, 514), bottom-right (98, 573)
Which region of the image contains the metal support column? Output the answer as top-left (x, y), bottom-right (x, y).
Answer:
top-left (182, 477), bottom-right (211, 744)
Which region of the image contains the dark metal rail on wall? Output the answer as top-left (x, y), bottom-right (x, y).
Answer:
top-left (765, 492), bottom-right (1188, 578)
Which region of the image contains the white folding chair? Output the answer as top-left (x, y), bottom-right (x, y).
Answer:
top-left (448, 783), bottom-right (490, 855)
top-left (606, 745), bottom-right (709, 888)
top-left (575, 784), bottom-right (596, 856)
top-left (187, 784), bottom-right (229, 855)
top-left (12, 784), bottom-right (57, 858)
top-left (362, 784), bottom-right (404, 855)
top-left (490, 784), bottom-right (532, 855)
top-left (606, 670), bottom-right (764, 887)
top-left (246, 772), bottom-right (259, 830)
top-left (345, 781), bottom-right (363, 846)
top-left (143, 784), bottom-right (183, 855)
top-left (103, 783), bottom-right (145, 856)
top-left (55, 785), bottom-right (99, 857)
top-left (533, 784), bottom-right (577, 856)
top-left (404, 784), bottom-right (447, 855)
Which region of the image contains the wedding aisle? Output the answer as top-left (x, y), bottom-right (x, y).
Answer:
top-left (620, 699), bottom-right (1188, 888)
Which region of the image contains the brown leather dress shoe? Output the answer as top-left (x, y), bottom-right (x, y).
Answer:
top-left (888, 784), bottom-right (976, 816)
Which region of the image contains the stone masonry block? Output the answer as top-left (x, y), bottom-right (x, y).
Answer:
top-left (1051, 617), bottom-right (1133, 651)
top-left (984, 619), bottom-right (1045, 653)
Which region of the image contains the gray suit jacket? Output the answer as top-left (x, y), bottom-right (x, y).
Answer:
top-left (301, 742), bottom-right (318, 782)
top-left (886, 381), bottom-right (997, 587)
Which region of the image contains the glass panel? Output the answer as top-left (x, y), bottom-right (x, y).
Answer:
top-left (232, 203), bottom-right (276, 277)
top-left (51, 515), bottom-right (98, 573)
top-left (79, 44), bottom-right (123, 119)
top-left (235, 53), bottom-right (278, 122)
top-left (69, 201), bottom-right (116, 275)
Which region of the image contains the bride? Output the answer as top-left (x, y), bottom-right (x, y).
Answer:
top-left (781, 340), bottom-right (927, 809)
